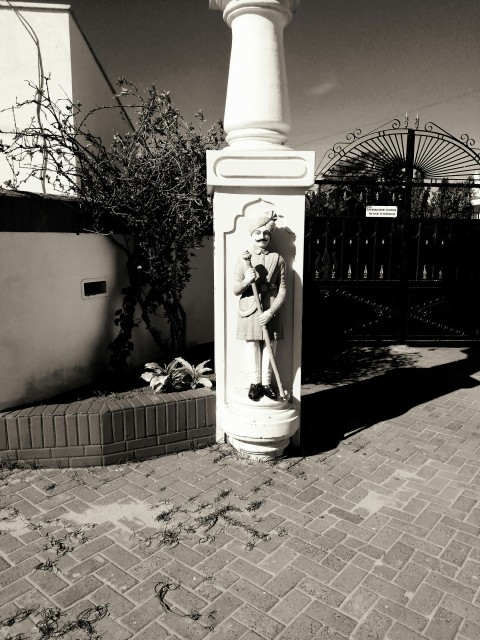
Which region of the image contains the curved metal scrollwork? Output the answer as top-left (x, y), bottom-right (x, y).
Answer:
top-left (316, 118), bottom-right (480, 183)
top-left (371, 118), bottom-right (402, 133)
top-left (460, 133), bottom-right (476, 149)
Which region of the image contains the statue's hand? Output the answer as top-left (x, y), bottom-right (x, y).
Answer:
top-left (258, 310), bottom-right (272, 326)
top-left (245, 267), bottom-right (257, 284)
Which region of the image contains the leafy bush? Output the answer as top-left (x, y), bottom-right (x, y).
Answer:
top-left (141, 358), bottom-right (212, 393)
top-left (1, 78), bottom-right (224, 369)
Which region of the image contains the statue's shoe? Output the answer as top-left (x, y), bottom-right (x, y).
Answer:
top-left (262, 385), bottom-right (277, 400)
top-left (248, 383), bottom-right (263, 401)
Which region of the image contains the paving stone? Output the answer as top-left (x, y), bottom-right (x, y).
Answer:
top-left (340, 586), bottom-right (379, 620)
top-left (284, 537), bottom-right (327, 562)
top-left (369, 525), bottom-right (403, 550)
top-left (196, 549), bottom-right (235, 576)
top-left (229, 577), bottom-right (278, 612)
top-left (387, 621), bottom-right (432, 640)
top-left (352, 609), bottom-right (392, 639)
top-left (264, 566), bottom-right (304, 598)
top-left (440, 593), bottom-right (480, 626)
top-left (53, 575), bottom-right (103, 608)
top-left (62, 554), bottom-right (109, 582)
top-left (394, 561), bottom-right (429, 593)
top-left (101, 543), bottom-right (142, 569)
top-left (277, 613), bottom-right (322, 640)
top-left (440, 539), bottom-right (471, 567)
top-left (130, 621), bottom-right (170, 639)
top-left (305, 599), bottom-right (357, 637)
top-left (351, 552), bottom-right (376, 572)
top-left (28, 569), bottom-right (69, 595)
top-left (0, 557), bottom-right (39, 588)
top-left (203, 618), bottom-right (247, 640)
top-left (330, 564), bottom-right (367, 595)
top-left (456, 559), bottom-right (480, 590)
top-left (259, 545), bottom-right (297, 574)
top-left (374, 597), bottom-right (428, 632)
top-left (121, 597), bottom-right (162, 633)
top-left (411, 550), bottom-right (458, 578)
top-left (97, 562), bottom-right (139, 592)
top-left (70, 535), bottom-right (114, 560)
top-left (350, 541), bottom-right (383, 560)
top-left (425, 572), bottom-right (476, 603)
top-left (233, 603), bottom-right (285, 639)
top-left (201, 590), bottom-right (242, 624)
top-left (314, 627), bottom-right (349, 640)
top-left (408, 584), bottom-right (444, 616)
top-left (330, 542), bottom-right (357, 562)
top-left (459, 619), bottom-right (480, 640)
top-left (322, 553), bottom-right (346, 574)
top-left (298, 576), bottom-right (345, 608)
top-left (269, 588), bottom-right (310, 624)
top-left (382, 541), bottom-right (415, 571)
top-left (209, 567), bottom-right (240, 590)
top-left (424, 606), bottom-right (463, 640)
top-left (91, 583), bottom-right (136, 618)
top-left (361, 574), bottom-right (408, 605)
top-left (229, 557), bottom-right (273, 586)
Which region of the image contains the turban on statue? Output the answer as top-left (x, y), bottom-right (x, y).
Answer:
top-left (247, 210), bottom-right (277, 235)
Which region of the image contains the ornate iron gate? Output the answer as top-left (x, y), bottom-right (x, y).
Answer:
top-left (305, 118), bottom-right (480, 346)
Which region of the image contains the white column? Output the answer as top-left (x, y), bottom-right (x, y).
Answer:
top-left (208, 0), bottom-right (314, 459)
top-left (211, 0), bottom-right (299, 148)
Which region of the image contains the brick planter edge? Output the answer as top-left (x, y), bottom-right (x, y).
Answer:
top-left (0, 388), bottom-right (216, 467)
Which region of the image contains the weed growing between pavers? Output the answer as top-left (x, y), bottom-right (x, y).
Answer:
top-left (0, 506), bottom-right (20, 523)
top-left (0, 458), bottom-right (25, 485)
top-left (154, 581), bottom-right (216, 632)
top-left (134, 485), bottom-right (274, 552)
top-left (0, 444), bottom-right (317, 637)
top-left (33, 523), bottom-right (96, 572)
top-left (0, 604), bottom-right (108, 639)
top-left (127, 444), bottom-right (315, 553)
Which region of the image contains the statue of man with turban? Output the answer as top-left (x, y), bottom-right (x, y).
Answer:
top-left (233, 210), bottom-right (286, 401)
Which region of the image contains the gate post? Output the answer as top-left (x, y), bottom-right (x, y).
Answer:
top-left (207, 0), bottom-right (315, 459)
top-left (398, 128), bottom-right (416, 343)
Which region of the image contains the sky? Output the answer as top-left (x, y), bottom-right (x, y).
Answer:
top-left (21, 0), bottom-right (480, 174)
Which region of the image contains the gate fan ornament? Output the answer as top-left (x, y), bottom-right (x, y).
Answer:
top-left (316, 118), bottom-right (480, 185)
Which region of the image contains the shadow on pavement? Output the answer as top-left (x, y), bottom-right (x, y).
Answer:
top-left (299, 345), bottom-right (480, 455)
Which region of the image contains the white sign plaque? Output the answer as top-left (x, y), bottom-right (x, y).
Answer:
top-left (366, 205), bottom-right (398, 218)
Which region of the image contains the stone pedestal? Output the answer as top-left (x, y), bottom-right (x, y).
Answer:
top-left (227, 391), bottom-right (298, 460)
top-left (208, 0), bottom-right (314, 459)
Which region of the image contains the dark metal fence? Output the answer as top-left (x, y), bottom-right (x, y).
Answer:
top-left (305, 119), bottom-right (480, 346)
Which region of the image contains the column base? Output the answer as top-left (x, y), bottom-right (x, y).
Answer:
top-left (226, 127), bottom-right (290, 149)
top-left (224, 388), bottom-right (299, 460)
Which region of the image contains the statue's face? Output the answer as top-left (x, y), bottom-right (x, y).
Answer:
top-left (252, 225), bottom-right (271, 250)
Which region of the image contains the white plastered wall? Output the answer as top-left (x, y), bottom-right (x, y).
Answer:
top-left (0, 2), bottom-right (127, 193)
top-left (0, 2), bottom-right (74, 193)
top-left (0, 232), bottom-right (214, 410)
top-left (69, 14), bottom-right (129, 145)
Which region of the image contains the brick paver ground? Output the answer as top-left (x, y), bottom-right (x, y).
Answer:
top-left (1, 345), bottom-right (480, 639)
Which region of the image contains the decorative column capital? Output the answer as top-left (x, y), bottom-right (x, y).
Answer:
top-left (209, 0), bottom-right (300, 21)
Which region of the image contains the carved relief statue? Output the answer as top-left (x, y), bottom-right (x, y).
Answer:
top-left (233, 211), bottom-right (286, 401)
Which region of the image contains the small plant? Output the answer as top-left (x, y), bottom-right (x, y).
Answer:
top-left (141, 358), bottom-right (212, 393)
top-left (246, 500), bottom-right (264, 512)
top-left (154, 581), bottom-right (216, 631)
top-left (0, 606), bottom-right (38, 628)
